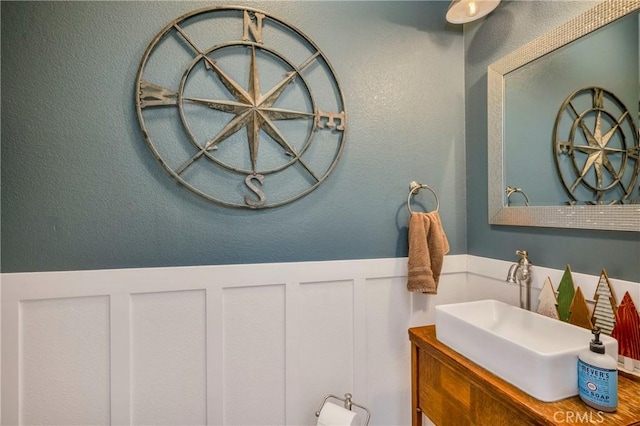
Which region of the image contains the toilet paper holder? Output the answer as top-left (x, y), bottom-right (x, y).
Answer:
top-left (315, 393), bottom-right (371, 426)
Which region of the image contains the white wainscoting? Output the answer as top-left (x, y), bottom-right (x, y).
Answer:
top-left (2, 256), bottom-right (476, 426)
top-left (4, 256), bottom-right (637, 426)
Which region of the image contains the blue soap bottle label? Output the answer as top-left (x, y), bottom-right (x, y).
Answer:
top-left (577, 359), bottom-right (618, 408)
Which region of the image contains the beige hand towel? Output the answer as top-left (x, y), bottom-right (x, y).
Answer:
top-left (407, 211), bottom-right (450, 294)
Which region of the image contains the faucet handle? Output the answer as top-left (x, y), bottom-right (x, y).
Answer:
top-left (515, 250), bottom-right (532, 264)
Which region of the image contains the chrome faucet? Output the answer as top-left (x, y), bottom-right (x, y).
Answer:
top-left (506, 250), bottom-right (532, 310)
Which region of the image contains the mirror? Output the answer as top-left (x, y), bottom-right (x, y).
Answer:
top-left (488, 0), bottom-right (640, 232)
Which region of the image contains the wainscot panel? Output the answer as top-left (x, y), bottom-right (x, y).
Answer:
top-left (2, 256), bottom-right (466, 426)
top-left (6, 256), bottom-right (633, 425)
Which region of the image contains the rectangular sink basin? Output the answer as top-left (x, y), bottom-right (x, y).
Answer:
top-left (435, 299), bottom-right (618, 402)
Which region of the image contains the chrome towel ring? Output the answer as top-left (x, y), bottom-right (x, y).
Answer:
top-left (505, 186), bottom-right (530, 206)
top-left (407, 181), bottom-right (439, 213)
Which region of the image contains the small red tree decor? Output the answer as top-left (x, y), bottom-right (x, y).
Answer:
top-left (611, 292), bottom-right (640, 361)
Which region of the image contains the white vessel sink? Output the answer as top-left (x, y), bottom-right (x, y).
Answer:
top-left (435, 299), bottom-right (618, 402)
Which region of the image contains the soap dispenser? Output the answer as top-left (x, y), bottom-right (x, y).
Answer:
top-left (577, 327), bottom-right (618, 412)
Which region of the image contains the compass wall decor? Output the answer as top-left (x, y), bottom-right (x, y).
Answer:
top-left (553, 86), bottom-right (639, 205)
top-left (135, 6), bottom-right (347, 209)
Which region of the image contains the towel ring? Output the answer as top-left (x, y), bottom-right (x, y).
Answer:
top-left (407, 181), bottom-right (439, 213)
top-left (505, 186), bottom-right (530, 206)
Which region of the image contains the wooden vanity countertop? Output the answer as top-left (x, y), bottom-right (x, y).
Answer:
top-left (409, 325), bottom-right (640, 426)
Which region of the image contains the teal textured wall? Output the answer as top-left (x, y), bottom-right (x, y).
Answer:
top-left (465, 1), bottom-right (639, 282)
top-left (1, 1), bottom-right (466, 272)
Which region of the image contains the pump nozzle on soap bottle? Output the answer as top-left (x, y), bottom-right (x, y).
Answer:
top-left (590, 327), bottom-right (605, 353)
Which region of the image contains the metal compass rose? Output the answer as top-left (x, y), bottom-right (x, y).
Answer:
top-left (135, 6), bottom-right (346, 209)
top-left (553, 87), bottom-right (639, 204)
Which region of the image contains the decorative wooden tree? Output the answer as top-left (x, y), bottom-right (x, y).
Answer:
top-left (568, 287), bottom-right (593, 330)
top-left (591, 269), bottom-right (617, 335)
top-left (611, 292), bottom-right (640, 361)
top-left (556, 265), bottom-right (575, 322)
top-left (536, 277), bottom-right (559, 319)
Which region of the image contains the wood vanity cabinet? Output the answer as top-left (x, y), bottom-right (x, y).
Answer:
top-left (409, 325), bottom-right (640, 426)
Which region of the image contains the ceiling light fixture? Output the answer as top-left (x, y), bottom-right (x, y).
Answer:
top-left (446, 0), bottom-right (501, 24)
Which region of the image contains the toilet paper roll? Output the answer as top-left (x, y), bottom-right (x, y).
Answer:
top-left (317, 402), bottom-right (361, 426)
